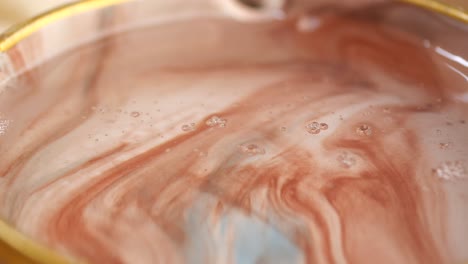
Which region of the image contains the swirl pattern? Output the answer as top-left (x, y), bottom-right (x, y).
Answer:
top-left (0, 4), bottom-right (467, 264)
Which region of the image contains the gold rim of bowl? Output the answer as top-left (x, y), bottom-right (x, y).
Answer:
top-left (401, 0), bottom-right (468, 23)
top-left (0, 0), bottom-right (466, 263)
top-left (0, 0), bottom-right (130, 52)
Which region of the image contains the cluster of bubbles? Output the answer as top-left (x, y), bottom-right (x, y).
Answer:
top-left (433, 161), bottom-right (467, 181)
top-left (305, 121), bottom-right (328, 134)
top-left (337, 152), bottom-right (357, 168)
top-left (0, 118), bottom-right (10, 135)
top-left (356, 124), bottom-right (372, 136)
top-left (205, 116), bottom-right (227, 128)
top-left (180, 116), bottom-right (227, 132)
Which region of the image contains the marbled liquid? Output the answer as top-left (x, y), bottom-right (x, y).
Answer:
top-left (0, 4), bottom-right (467, 264)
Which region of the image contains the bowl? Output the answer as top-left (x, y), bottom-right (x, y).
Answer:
top-left (0, 0), bottom-right (467, 263)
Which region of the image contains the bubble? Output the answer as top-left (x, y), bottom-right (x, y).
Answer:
top-left (130, 111), bottom-right (140, 118)
top-left (337, 152), bottom-right (356, 168)
top-left (306, 122), bottom-right (321, 134)
top-left (433, 161), bottom-right (467, 181)
top-left (165, 148), bottom-right (171, 153)
top-left (0, 119), bottom-right (10, 135)
top-left (382, 107), bottom-right (391, 113)
top-left (356, 124), bottom-right (372, 136)
top-left (239, 143), bottom-right (265, 155)
top-left (439, 142), bottom-right (451, 149)
top-left (320, 123), bottom-right (328, 130)
top-left (206, 116), bottom-right (227, 128)
top-left (181, 123), bottom-right (196, 132)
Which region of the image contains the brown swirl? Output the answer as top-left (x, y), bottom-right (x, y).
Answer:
top-left (0, 4), bottom-right (467, 264)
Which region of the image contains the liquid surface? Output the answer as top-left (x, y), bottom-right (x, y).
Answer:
top-left (0, 4), bottom-right (467, 264)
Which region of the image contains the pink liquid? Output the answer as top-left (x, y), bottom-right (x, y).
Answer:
top-left (0, 3), bottom-right (467, 264)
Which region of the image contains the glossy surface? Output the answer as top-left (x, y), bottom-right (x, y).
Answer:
top-left (1, 1), bottom-right (468, 264)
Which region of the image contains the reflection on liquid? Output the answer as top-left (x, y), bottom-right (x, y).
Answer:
top-left (0, 3), bottom-right (467, 264)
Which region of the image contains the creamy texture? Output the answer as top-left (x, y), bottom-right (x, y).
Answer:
top-left (0, 4), bottom-right (468, 264)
